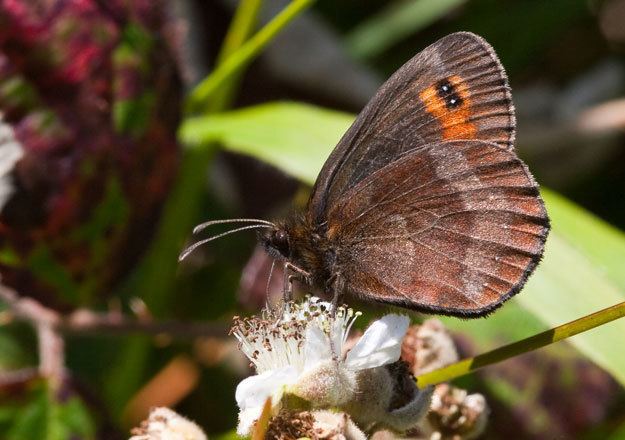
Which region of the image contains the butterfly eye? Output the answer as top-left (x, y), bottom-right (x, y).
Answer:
top-left (272, 230), bottom-right (290, 257)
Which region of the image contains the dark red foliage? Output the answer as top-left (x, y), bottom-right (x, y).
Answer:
top-left (0, 0), bottom-right (181, 310)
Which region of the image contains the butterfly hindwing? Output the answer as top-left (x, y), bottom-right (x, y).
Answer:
top-left (325, 140), bottom-right (549, 316)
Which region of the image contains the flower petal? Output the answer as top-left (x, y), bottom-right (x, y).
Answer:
top-left (235, 366), bottom-right (298, 410)
top-left (345, 314), bottom-right (409, 370)
top-left (237, 407), bottom-right (262, 436)
top-left (304, 324), bottom-right (333, 371)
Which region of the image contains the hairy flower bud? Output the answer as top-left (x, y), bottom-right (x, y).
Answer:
top-left (293, 359), bottom-right (357, 407)
top-left (344, 361), bottom-right (433, 432)
top-left (129, 407), bottom-right (207, 440)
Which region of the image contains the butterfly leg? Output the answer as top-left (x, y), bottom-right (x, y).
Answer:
top-left (328, 273), bottom-right (345, 363)
top-left (282, 265), bottom-right (295, 303)
top-left (282, 262), bottom-right (311, 303)
top-left (327, 273), bottom-right (345, 318)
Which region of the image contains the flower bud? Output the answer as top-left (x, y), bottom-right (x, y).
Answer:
top-left (401, 319), bottom-right (459, 376)
top-left (313, 410), bottom-right (368, 440)
top-left (343, 361), bottom-right (433, 432)
top-left (293, 360), bottom-right (357, 407)
top-left (419, 383), bottom-right (489, 440)
top-left (129, 407), bottom-right (207, 440)
top-left (266, 410), bottom-right (366, 440)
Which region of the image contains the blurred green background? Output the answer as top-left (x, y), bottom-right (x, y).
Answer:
top-left (1, 0), bottom-right (625, 438)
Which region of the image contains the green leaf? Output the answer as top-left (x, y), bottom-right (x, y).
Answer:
top-left (0, 246), bottom-right (20, 266)
top-left (345, 0), bottom-right (467, 59)
top-left (2, 381), bottom-right (95, 440)
top-left (112, 92), bottom-right (156, 137)
top-left (27, 246), bottom-right (81, 305)
top-left (180, 102), bottom-right (352, 184)
top-left (608, 420), bottom-right (625, 440)
top-left (540, 189), bottom-right (625, 291)
top-left (512, 189), bottom-right (625, 384)
top-left (0, 329), bottom-right (31, 370)
top-left (440, 297), bottom-right (546, 349)
top-left (112, 24), bottom-right (155, 137)
top-left (180, 100), bottom-right (625, 385)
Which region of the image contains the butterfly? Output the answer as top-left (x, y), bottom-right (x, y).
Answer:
top-left (182, 32), bottom-right (550, 318)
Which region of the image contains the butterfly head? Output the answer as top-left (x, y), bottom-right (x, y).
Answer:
top-left (260, 227), bottom-right (291, 260)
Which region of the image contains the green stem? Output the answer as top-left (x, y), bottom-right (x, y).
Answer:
top-left (345, 0), bottom-right (466, 60)
top-left (416, 301), bottom-right (625, 387)
top-left (218, 0), bottom-right (264, 64)
top-left (208, 0), bottom-right (264, 112)
top-left (186, 0), bottom-right (315, 114)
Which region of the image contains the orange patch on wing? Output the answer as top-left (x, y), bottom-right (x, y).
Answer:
top-left (419, 75), bottom-right (477, 140)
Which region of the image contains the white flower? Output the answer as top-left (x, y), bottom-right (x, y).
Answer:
top-left (231, 296), bottom-right (411, 436)
top-left (0, 118), bottom-right (23, 212)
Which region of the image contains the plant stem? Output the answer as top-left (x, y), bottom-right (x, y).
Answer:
top-left (207, 0), bottom-right (264, 112)
top-left (416, 301), bottom-right (625, 387)
top-left (218, 0), bottom-right (264, 64)
top-left (186, 0), bottom-right (315, 114)
top-left (0, 282), bottom-right (65, 390)
top-left (345, 0), bottom-right (466, 60)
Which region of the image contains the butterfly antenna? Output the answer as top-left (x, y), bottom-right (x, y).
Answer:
top-left (193, 218), bottom-right (275, 234)
top-left (179, 224), bottom-right (273, 261)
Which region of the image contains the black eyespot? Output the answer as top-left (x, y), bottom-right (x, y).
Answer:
top-left (437, 80), bottom-right (453, 95)
top-left (436, 79), bottom-right (464, 109)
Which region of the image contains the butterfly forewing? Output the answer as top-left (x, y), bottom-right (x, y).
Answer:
top-left (305, 32), bottom-right (549, 317)
top-left (309, 32), bottom-right (516, 226)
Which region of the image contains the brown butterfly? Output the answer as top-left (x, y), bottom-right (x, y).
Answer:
top-left (182, 32), bottom-right (550, 318)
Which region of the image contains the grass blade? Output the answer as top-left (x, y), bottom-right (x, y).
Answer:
top-left (345, 0), bottom-right (466, 60)
top-left (416, 301), bottom-right (625, 386)
top-left (186, 0), bottom-right (315, 113)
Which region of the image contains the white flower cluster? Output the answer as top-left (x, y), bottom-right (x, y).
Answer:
top-left (232, 296), bottom-right (432, 436)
